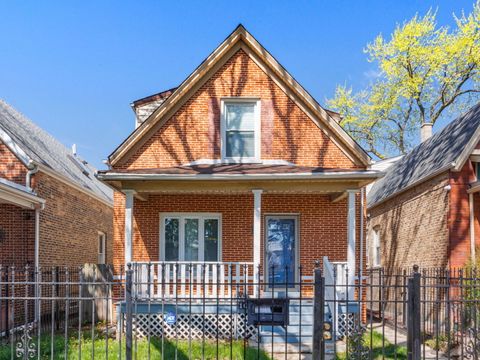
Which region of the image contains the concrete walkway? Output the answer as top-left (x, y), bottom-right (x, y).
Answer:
top-left (369, 322), bottom-right (448, 360)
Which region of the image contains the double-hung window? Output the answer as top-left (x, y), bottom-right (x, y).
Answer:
top-left (371, 228), bottom-right (381, 268)
top-left (221, 99), bottom-right (260, 162)
top-left (160, 213), bottom-right (221, 262)
top-left (97, 232), bottom-right (106, 264)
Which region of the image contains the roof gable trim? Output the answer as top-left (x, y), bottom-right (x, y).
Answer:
top-left (0, 127), bottom-right (32, 167)
top-left (109, 25), bottom-right (371, 167)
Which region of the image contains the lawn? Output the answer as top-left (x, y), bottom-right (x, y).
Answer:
top-left (336, 330), bottom-right (408, 360)
top-left (0, 333), bottom-right (271, 360)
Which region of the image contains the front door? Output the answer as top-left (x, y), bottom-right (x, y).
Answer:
top-left (265, 216), bottom-right (298, 289)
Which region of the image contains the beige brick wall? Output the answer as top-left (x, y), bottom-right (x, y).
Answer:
top-left (34, 172), bottom-right (113, 268)
top-left (368, 173), bottom-right (450, 271)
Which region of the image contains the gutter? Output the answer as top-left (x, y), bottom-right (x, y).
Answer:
top-left (98, 170), bottom-right (384, 182)
top-left (26, 161), bottom-right (38, 191)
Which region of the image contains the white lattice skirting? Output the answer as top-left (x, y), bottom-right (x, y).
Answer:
top-left (127, 313), bottom-right (257, 340)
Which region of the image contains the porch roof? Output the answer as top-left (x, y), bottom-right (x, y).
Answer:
top-left (98, 164), bottom-right (382, 195)
top-left (98, 164), bottom-right (382, 181)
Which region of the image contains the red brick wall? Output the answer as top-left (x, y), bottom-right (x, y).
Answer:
top-left (112, 193), bottom-right (362, 276)
top-left (0, 141), bottom-right (27, 185)
top-left (0, 204), bottom-right (35, 267)
top-left (34, 172), bottom-right (113, 267)
top-left (118, 49), bottom-right (360, 170)
top-left (368, 173), bottom-right (450, 270)
top-left (449, 161), bottom-right (476, 267)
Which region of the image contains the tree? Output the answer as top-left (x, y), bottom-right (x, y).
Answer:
top-left (327, 2), bottom-right (480, 159)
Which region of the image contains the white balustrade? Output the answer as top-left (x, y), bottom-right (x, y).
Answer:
top-left (131, 261), bottom-right (255, 299)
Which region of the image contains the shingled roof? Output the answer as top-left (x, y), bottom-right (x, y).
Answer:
top-left (0, 100), bottom-right (113, 204)
top-left (368, 103), bottom-right (480, 208)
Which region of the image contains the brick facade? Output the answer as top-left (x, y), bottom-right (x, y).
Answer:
top-left (368, 173), bottom-right (450, 270)
top-left (0, 204), bottom-right (35, 267)
top-left (368, 158), bottom-right (480, 270)
top-left (34, 172), bottom-right (113, 267)
top-left (111, 43), bottom-right (368, 276)
top-left (0, 141), bottom-right (27, 185)
top-left (112, 193), bottom-right (363, 275)
top-left (0, 140), bottom-right (113, 268)
top-left (117, 49), bottom-right (361, 170)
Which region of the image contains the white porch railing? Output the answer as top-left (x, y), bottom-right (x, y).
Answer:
top-left (132, 261), bottom-right (255, 299)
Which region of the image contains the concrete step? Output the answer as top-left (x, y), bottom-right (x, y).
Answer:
top-left (288, 314), bottom-right (314, 325)
top-left (259, 325), bottom-right (313, 336)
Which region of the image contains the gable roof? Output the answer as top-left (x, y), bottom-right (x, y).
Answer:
top-left (0, 99), bottom-right (113, 205)
top-left (108, 25), bottom-right (371, 167)
top-left (368, 103), bottom-right (480, 208)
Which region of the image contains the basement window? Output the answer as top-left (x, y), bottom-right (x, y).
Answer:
top-left (221, 99), bottom-right (261, 163)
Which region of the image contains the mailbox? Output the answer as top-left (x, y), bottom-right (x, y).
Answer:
top-left (246, 298), bottom-right (289, 326)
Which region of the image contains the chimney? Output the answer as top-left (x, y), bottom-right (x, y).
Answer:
top-left (421, 123), bottom-right (433, 142)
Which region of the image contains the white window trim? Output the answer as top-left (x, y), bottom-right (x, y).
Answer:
top-left (159, 213), bottom-right (222, 262)
top-left (220, 98), bottom-right (261, 163)
top-left (97, 231), bottom-right (106, 264)
top-left (371, 228), bottom-right (381, 268)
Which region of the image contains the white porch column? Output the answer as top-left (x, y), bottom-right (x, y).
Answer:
top-left (124, 190), bottom-right (135, 266)
top-left (252, 189), bottom-right (263, 297)
top-left (347, 189), bottom-right (358, 288)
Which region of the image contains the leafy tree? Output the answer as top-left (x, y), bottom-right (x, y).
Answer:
top-left (327, 2), bottom-right (480, 159)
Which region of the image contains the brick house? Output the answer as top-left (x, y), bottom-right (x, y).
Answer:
top-left (0, 100), bottom-right (114, 269)
top-left (99, 25), bottom-right (381, 295)
top-left (367, 104), bottom-right (480, 270)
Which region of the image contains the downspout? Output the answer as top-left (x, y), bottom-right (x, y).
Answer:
top-left (25, 161), bottom-right (38, 191)
top-left (34, 206), bottom-right (41, 322)
top-left (469, 193), bottom-right (476, 263)
top-left (359, 187), bottom-right (365, 282)
top-left (26, 161), bottom-right (42, 321)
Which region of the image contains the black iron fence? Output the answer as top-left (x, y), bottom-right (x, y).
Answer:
top-left (0, 262), bottom-right (478, 359)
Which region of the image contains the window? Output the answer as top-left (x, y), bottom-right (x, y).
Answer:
top-left (371, 228), bottom-right (381, 268)
top-left (160, 214), bottom-right (221, 261)
top-left (221, 99), bottom-right (260, 162)
top-left (476, 162), bottom-right (480, 181)
top-left (98, 232), bottom-right (106, 264)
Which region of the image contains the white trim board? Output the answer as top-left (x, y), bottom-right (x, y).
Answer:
top-left (159, 213), bottom-right (222, 262)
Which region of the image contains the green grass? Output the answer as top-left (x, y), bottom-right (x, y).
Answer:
top-left (336, 330), bottom-right (408, 360)
top-left (0, 333), bottom-right (271, 360)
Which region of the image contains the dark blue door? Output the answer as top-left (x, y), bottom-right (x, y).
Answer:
top-left (266, 217), bottom-right (297, 288)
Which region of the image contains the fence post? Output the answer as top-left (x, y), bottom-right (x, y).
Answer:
top-left (312, 261), bottom-right (325, 360)
top-left (407, 265), bottom-right (421, 360)
top-left (125, 264), bottom-right (133, 360)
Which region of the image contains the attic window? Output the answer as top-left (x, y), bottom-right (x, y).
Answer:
top-left (221, 99), bottom-right (260, 163)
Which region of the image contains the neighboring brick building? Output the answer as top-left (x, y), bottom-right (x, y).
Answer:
top-left (100, 25), bottom-right (382, 290)
top-left (367, 104), bottom-right (480, 270)
top-left (0, 100), bottom-right (114, 268)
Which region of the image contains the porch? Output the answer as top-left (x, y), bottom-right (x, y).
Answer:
top-left (99, 167), bottom-right (380, 289)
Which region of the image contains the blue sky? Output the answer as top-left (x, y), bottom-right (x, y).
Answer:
top-left (0, 1), bottom-right (475, 168)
